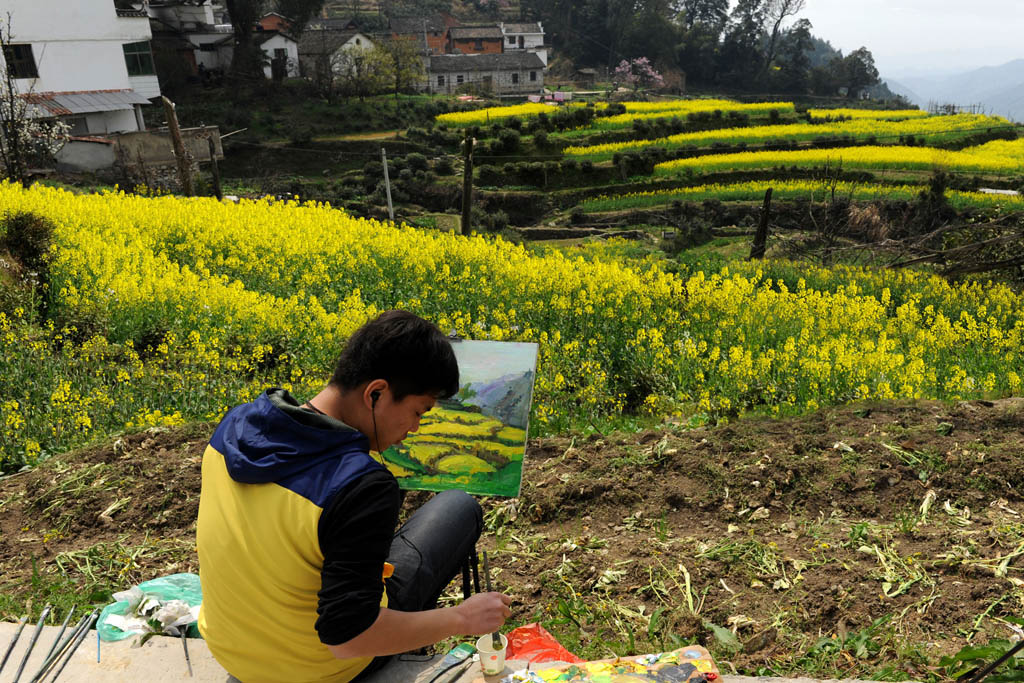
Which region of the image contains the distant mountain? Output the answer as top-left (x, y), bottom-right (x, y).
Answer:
top-left (884, 59), bottom-right (1024, 121)
top-left (461, 370), bottom-right (535, 430)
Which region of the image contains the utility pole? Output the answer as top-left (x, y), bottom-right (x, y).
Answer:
top-left (207, 136), bottom-right (223, 201)
top-left (161, 96), bottom-right (193, 196)
top-left (381, 147), bottom-right (394, 222)
top-left (461, 133), bottom-right (474, 236)
top-left (749, 188), bottom-right (773, 260)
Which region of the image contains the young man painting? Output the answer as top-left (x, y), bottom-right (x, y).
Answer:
top-left (197, 310), bottom-right (512, 682)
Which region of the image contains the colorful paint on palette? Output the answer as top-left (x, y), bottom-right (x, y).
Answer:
top-left (493, 646), bottom-right (720, 683)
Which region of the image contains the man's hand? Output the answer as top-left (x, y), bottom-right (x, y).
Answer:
top-left (454, 592), bottom-right (512, 635)
top-left (327, 594), bottom-right (513, 660)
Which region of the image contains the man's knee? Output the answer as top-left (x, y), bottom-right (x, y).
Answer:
top-left (435, 489), bottom-right (483, 535)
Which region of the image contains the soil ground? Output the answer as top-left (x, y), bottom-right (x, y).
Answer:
top-left (3, 399), bottom-right (1023, 680)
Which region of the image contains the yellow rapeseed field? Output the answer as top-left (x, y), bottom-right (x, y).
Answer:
top-left (2, 182), bottom-right (1022, 469)
top-left (653, 140), bottom-right (1024, 175)
top-left (436, 102), bottom-right (559, 126)
top-left (807, 109), bottom-right (932, 122)
top-left (566, 114), bottom-right (1013, 159)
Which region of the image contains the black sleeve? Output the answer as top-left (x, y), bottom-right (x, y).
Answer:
top-left (315, 469), bottom-right (401, 646)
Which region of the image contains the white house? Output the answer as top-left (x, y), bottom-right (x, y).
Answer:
top-left (298, 30), bottom-right (375, 79)
top-left (427, 52), bottom-right (545, 96)
top-left (255, 30), bottom-right (300, 79)
top-left (499, 22), bottom-right (547, 66)
top-left (1, 0), bottom-right (159, 136)
top-left (147, 1), bottom-right (233, 73)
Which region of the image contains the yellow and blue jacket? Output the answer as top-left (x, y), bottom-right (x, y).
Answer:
top-left (197, 389), bottom-right (394, 682)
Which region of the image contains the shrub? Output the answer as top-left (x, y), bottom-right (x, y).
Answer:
top-left (533, 130), bottom-right (549, 149)
top-left (288, 125), bottom-right (314, 146)
top-left (497, 128), bottom-right (522, 154)
top-left (477, 164), bottom-right (504, 185)
top-left (434, 157), bottom-right (455, 175)
top-left (1, 211), bottom-right (54, 275)
top-left (405, 153), bottom-right (429, 172)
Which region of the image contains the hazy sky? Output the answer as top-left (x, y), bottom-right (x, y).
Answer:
top-left (794, 0), bottom-right (1024, 77)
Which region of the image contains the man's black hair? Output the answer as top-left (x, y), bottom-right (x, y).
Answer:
top-left (330, 310), bottom-right (459, 401)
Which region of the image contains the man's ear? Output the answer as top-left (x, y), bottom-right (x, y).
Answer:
top-left (365, 380), bottom-right (388, 408)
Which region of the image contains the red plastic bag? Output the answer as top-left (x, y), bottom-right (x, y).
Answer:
top-left (505, 623), bottom-right (583, 664)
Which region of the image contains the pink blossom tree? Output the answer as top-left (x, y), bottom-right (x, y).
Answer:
top-left (613, 57), bottom-right (665, 91)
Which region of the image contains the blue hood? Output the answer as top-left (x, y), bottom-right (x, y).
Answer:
top-left (209, 390), bottom-right (384, 505)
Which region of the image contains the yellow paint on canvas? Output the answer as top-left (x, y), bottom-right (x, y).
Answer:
top-left (437, 454), bottom-right (497, 475)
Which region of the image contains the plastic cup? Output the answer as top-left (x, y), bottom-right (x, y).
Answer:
top-left (476, 634), bottom-right (508, 676)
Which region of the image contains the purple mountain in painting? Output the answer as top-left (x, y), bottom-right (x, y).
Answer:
top-left (462, 370), bottom-right (535, 430)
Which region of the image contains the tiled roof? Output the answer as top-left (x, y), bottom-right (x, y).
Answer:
top-left (428, 52), bottom-right (545, 73)
top-left (298, 30), bottom-right (366, 55)
top-left (253, 29), bottom-right (296, 45)
top-left (502, 23), bottom-right (542, 34)
top-left (307, 17), bottom-right (359, 31)
top-left (390, 15), bottom-right (447, 33)
top-left (449, 26), bottom-right (503, 40)
top-left (22, 90), bottom-right (152, 117)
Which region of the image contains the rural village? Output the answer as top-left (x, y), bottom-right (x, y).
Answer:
top-left (1, 0), bottom-right (1024, 682)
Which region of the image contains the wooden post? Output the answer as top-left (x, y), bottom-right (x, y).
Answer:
top-left (381, 147), bottom-right (394, 222)
top-left (207, 136), bottom-right (223, 201)
top-left (749, 188), bottom-right (773, 260)
top-left (461, 133), bottom-right (474, 236)
top-left (161, 96), bottom-right (193, 196)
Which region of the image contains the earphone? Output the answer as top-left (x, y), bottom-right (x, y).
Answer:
top-left (370, 389), bottom-right (382, 457)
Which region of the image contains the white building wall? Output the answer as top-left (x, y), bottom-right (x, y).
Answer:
top-left (130, 75), bottom-right (162, 99)
top-left (260, 34), bottom-right (300, 78)
top-left (84, 109), bottom-right (139, 135)
top-left (149, 3), bottom-right (216, 30)
top-left (2, 2), bottom-right (153, 94)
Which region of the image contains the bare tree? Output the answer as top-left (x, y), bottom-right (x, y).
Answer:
top-left (762, 0), bottom-right (805, 73)
top-left (0, 14), bottom-right (68, 185)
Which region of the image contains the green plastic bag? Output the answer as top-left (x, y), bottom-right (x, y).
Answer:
top-left (98, 573), bottom-right (203, 641)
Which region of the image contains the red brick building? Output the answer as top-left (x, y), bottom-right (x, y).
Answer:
top-left (446, 26), bottom-right (503, 55)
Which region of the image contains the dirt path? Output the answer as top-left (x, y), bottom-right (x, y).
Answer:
top-left (2, 399), bottom-right (1023, 680)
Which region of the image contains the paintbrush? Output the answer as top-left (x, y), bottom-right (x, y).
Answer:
top-left (49, 610), bottom-right (98, 683)
top-left (182, 628), bottom-right (193, 677)
top-left (42, 607), bottom-right (75, 666)
top-left (0, 615), bottom-right (28, 675)
top-left (12, 604), bottom-right (51, 683)
top-left (482, 551), bottom-right (502, 651)
top-left (29, 612), bottom-right (89, 683)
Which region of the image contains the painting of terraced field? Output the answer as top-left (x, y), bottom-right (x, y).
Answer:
top-left (381, 340), bottom-right (538, 497)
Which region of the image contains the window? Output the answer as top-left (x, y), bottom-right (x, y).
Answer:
top-left (437, 74), bottom-right (445, 86)
top-left (456, 74), bottom-right (464, 84)
top-left (508, 37), bottom-right (515, 45)
top-left (123, 41), bottom-right (155, 76)
top-left (274, 48), bottom-right (286, 59)
top-left (63, 116), bottom-right (88, 136)
top-left (473, 39), bottom-right (483, 50)
top-left (529, 70), bottom-right (537, 82)
top-left (354, 38), bottom-right (361, 46)
top-left (3, 44), bottom-right (38, 79)
top-left (511, 72), bottom-right (519, 84)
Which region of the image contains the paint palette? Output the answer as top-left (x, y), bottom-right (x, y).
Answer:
top-left (479, 645), bottom-right (721, 683)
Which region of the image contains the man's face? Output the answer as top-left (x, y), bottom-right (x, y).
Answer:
top-left (372, 391), bottom-right (436, 452)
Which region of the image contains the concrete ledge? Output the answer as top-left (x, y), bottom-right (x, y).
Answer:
top-left (0, 622), bottom-right (915, 682)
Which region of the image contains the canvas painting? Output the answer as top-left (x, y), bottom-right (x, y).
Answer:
top-left (381, 339), bottom-right (538, 498)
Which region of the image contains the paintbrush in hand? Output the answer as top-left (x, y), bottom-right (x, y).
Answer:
top-left (482, 551), bottom-right (502, 650)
